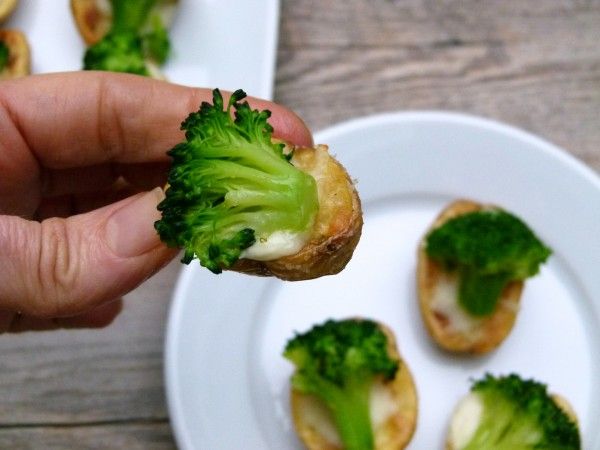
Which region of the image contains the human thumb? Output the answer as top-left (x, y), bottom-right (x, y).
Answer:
top-left (0, 188), bottom-right (177, 317)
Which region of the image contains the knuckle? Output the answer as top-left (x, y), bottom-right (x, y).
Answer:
top-left (96, 75), bottom-right (126, 161)
top-left (33, 218), bottom-right (80, 317)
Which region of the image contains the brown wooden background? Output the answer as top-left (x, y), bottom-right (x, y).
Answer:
top-left (1, 1), bottom-right (599, 448)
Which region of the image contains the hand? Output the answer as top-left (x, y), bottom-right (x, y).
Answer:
top-left (0, 72), bottom-right (312, 333)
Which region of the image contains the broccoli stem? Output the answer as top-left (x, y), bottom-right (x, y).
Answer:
top-left (462, 394), bottom-right (542, 450)
top-left (323, 379), bottom-right (374, 450)
top-left (458, 268), bottom-right (511, 316)
top-left (110, 0), bottom-right (157, 32)
top-left (0, 41), bottom-right (8, 71)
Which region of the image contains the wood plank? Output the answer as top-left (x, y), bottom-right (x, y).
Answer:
top-left (0, 422), bottom-right (176, 450)
top-left (276, 0), bottom-right (600, 171)
top-left (0, 259), bottom-right (181, 424)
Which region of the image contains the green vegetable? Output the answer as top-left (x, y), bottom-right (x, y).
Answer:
top-left (84, 30), bottom-right (149, 76)
top-left (425, 209), bottom-right (551, 316)
top-left (457, 373), bottom-right (580, 450)
top-left (284, 318), bottom-right (399, 450)
top-left (83, 0), bottom-right (171, 75)
top-left (143, 14), bottom-right (170, 64)
top-left (155, 88), bottom-right (319, 274)
top-left (0, 40), bottom-right (9, 72)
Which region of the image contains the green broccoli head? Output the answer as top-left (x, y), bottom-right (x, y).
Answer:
top-left (83, 30), bottom-right (149, 75)
top-left (83, 0), bottom-right (171, 75)
top-left (0, 40), bottom-right (9, 72)
top-left (284, 319), bottom-right (399, 450)
top-left (425, 209), bottom-right (551, 316)
top-left (155, 88), bottom-right (319, 274)
top-left (457, 373), bottom-right (580, 450)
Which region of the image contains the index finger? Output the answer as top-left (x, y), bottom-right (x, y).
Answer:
top-left (0, 71), bottom-right (313, 170)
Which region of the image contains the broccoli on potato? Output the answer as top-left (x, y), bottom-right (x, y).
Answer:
top-left (425, 208), bottom-right (551, 316)
top-left (448, 373), bottom-right (580, 450)
top-left (83, 0), bottom-right (171, 76)
top-left (284, 318), bottom-right (400, 450)
top-left (155, 88), bottom-right (319, 274)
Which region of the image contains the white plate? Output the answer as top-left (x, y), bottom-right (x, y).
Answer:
top-left (165, 112), bottom-right (600, 450)
top-left (5, 0), bottom-right (279, 99)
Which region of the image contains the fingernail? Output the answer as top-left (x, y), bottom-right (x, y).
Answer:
top-left (105, 188), bottom-right (165, 258)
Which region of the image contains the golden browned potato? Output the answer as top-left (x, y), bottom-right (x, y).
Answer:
top-left (0, 0), bottom-right (18, 23)
top-left (417, 200), bottom-right (523, 354)
top-left (0, 29), bottom-right (30, 80)
top-left (231, 144), bottom-right (362, 281)
top-left (290, 322), bottom-right (418, 450)
top-left (70, 0), bottom-right (112, 45)
top-left (70, 0), bottom-right (179, 45)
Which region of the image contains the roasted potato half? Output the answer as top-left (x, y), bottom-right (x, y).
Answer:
top-left (0, 29), bottom-right (30, 80)
top-left (0, 0), bottom-right (18, 23)
top-left (70, 0), bottom-right (179, 45)
top-left (417, 200), bottom-right (523, 354)
top-left (232, 144), bottom-right (363, 281)
top-left (290, 322), bottom-right (418, 450)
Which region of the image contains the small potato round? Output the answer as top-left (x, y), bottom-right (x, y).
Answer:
top-left (0, 0), bottom-right (18, 23)
top-left (417, 200), bottom-right (523, 354)
top-left (290, 322), bottom-right (418, 450)
top-left (70, 0), bottom-right (179, 45)
top-left (0, 29), bottom-right (30, 80)
top-left (232, 144), bottom-right (363, 281)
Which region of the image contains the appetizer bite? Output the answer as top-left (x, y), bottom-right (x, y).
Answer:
top-left (155, 89), bottom-right (362, 281)
top-left (0, 0), bottom-right (18, 23)
top-left (71, 0), bottom-right (177, 78)
top-left (417, 200), bottom-right (551, 353)
top-left (284, 318), bottom-right (417, 450)
top-left (0, 29), bottom-right (30, 80)
top-left (447, 373), bottom-right (580, 450)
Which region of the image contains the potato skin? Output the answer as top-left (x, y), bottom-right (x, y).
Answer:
top-left (417, 199), bottom-right (523, 354)
top-left (0, 0), bottom-right (18, 23)
top-left (70, 0), bottom-right (112, 45)
top-left (0, 29), bottom-right (30, 80)
top-left (290, 321), bottom-right (418, 450)
top-left (232, 144), bottom-right (363, 281)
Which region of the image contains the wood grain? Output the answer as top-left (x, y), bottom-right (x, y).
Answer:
top-left (275, 0), bottom-right (600, 170)
top-left (0, 422), bottom-right (176, 449)
top-left (0, 0), bottom-right (598, 448)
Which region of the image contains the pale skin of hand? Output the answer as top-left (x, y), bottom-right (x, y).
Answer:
top-left (0, 72), bottom-right (313, 333)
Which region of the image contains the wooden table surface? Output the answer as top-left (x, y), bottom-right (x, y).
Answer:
top-left (1, 1), bottom-right (599, 448)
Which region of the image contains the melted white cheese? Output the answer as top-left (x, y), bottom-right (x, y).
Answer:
top-left (301, 397), bottom-right (342, 446)
top-left (431, 275), bottom-right (482, 335)
top-left (369, 381), bottom-right (399, 428)
top-left (241, 230), bottom-right (309, 261)
top-left (448, 393), bottom-right (483, 449)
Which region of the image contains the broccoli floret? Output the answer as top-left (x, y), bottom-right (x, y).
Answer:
top-left (83, 0), bottom-right (171, 75)
top-left (284, 319), bottom-right (399, 450)
top-left (0, 40), bottom-right (9, 72)
top-left (84, 30), bottom-right (149, 76)
top-left (425, 209), bottom-right (551, 316)
top-left (154, 88), bottom-right (319, 274)
top-left (456, 373), bottom-right (580, 449)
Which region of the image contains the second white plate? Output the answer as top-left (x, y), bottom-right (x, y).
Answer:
top-left (165, 112), bottom-right (600, 449)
